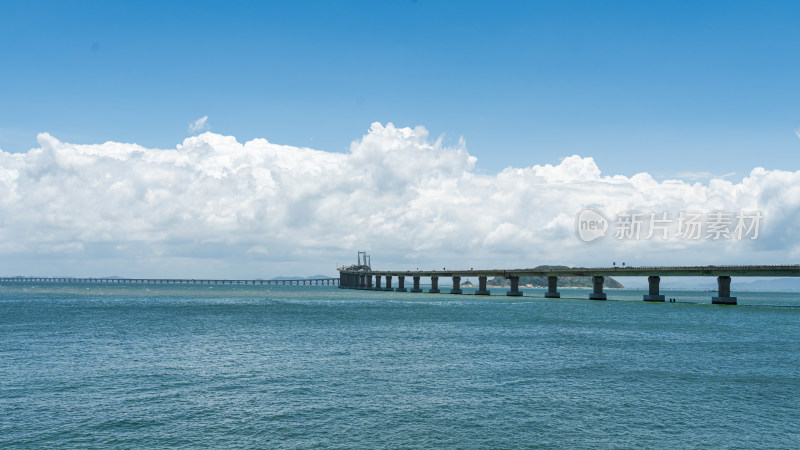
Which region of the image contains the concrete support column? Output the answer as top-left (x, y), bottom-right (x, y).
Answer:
top-left (712, 276), bottom-right (737, 305)
top-left (475, 275), bottom-right (490, 295)
top-left (411, 276), bottom-right (422, 293)
top-left (359, 274), bottom-right (366, 289)
top-left (396, 275), bottom-right (407, 292)
top-left (366, 275), bottom-right (373, 288)
top-left (429, 276), bottom-right (440, 293)
top-left (590, 276), bottom-right (607, 300)
top-left (375, 275), bottom-right (382, 290)
top-left (385, 275), bottom-right (393, 291)
top-left (545, 276), bottom-right (560, 298)
top-left (450, 276), bottom-right (462, 294)
top-left (506, 276), bottom-right (522, 296)
top-left (643, 276), bottom-right (665, 302)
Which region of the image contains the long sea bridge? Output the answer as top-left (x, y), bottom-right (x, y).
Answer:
top-left (0, 277), bottom-right (338, 286)
top-left (338, 264), bottom-right (800, 305)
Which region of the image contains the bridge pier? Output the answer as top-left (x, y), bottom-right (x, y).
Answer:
top-left (643, 276), bottom-right (666, 301)
top-left (712, 276), bottom-right (737, 305)
top-left (429, 276), bottom-right (440, 293)
top-left (589, 276), bottom-right (607, 300)
top-left (450, 276), bottom-right (462, 294)
top-left (475, 275), bottom-right (490, 295)
top-left (396, 275), bottom-right (407, 292)
top-left (506, 276), bottom-right (522, 296)
top-left (545, 275), bottom-right (560, 298)
top-left (375, 275), bottom-right (382, 290)
top-left (384, 275), bottom-right (393, 291)
top-left (411, 276), bottom-right (422, 293)
top-left (366, 275), bottom-right (373, 289)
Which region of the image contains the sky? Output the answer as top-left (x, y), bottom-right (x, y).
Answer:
top-left (1, 1), bottom-right (799, 278)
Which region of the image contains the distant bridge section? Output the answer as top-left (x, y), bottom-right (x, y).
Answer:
top-left (0, 277), bottom-right (338, 286)
top-left (338, 265), bottom-right (800, 305)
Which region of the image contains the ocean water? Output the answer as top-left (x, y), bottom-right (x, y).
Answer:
top-left (2, 283), bottom-right (799, 448)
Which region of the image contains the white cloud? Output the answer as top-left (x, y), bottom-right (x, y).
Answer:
top-left (188, 115), bottom-right (209, 134)
top-left (0, 122), bottom-right (798, 277)
top-left (673, 171), bottom-right (736, 180)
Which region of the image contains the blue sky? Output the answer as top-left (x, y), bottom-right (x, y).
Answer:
top-left (2, 0), bottom-right (799, 177)
top-left (1, 1), bottom-right (800, 278)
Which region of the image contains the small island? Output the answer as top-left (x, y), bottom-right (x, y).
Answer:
top-left (485, 265), bottom-right (624, 289)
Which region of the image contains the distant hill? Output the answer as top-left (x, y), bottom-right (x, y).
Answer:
top-left (487, 265), bottom-right (624, 289)
top-left (736, 278), bottom-right (800, 292)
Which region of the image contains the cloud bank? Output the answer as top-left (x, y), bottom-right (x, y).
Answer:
top-left (0, 122), bottom-right (798, 277)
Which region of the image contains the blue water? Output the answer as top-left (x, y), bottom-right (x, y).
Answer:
top-left (2, 283), bottom-right (799, 448)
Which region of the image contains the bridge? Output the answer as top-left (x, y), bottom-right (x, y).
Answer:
top-left (337, 264), bottom-right (800, 305)
top-left (0, 277), bottom-right (338, 286)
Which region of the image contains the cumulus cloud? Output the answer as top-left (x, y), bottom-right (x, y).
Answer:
top-left (188, 115), bottom-right (209, 134)
top-left (674, 171), bottom-right (736, 180)
top-left (0, 122), bottom-right (798, 277)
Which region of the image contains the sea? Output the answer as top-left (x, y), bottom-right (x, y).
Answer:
top-left (2, 283), bottom-right (799, 448)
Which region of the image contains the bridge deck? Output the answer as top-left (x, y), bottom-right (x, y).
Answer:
top-left (340, 265), bottom-right (800, 277)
